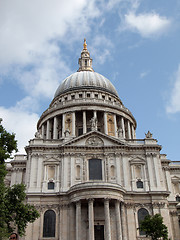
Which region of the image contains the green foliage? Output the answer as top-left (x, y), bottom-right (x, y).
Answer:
top-left (139, 214), bottom-right (168, 240)
top-left (4, 184), bottom-right (40, 236)
top-left (0, 118), bottom-right (18, 164)
top-left (0, 120), bottom-right (39, 239)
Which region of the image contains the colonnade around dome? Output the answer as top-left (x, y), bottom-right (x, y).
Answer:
top-left (37, 89), bottom-right (136, 141)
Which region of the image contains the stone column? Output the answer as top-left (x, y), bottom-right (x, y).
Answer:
top-left (164, 167), bottom-right (173, 193)
top-left (93, 110), bottom-right (97, 119)
top-left (62, 114), bottom-right (65, 137)
top-left (127, 120), bottom-right (131, 139)
top-left (53, 116), bottom-right (58, 139)
top-left (104, 112), bottom-right (108, 134)
top-left (120, 117), bottom-right (125, 138)
top-left (143, 164), bottom-right (149, 191)
top-left (88, 199), bottom-right (94, 240)
top-left (76, 201), bottom-right (81, 240)
top-left (69, 203), bottom-right (75, 240)
top-left (83, 111), bottom-right (87, 134)
top-left (46, 120), bottom-right (50, 139)
top-left (72, 112), bottom-right (76, 136)
top-left (114, 114), bottom-right (118, 137)
top-left (104, 198), bottom-right (111, 240)
top-left (41, 124), bottom-right (45, 139)
top-left (131, 125), bottom-right (135, 139)
top-left (115, 200), bottom-right (122, 240)
top-left (146, 154), bottom-right (154, 191)
top-left (121, 203), bottom-right (127, 240)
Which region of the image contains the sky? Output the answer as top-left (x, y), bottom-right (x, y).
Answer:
top-left (0, 0), bottom-right (180, 161)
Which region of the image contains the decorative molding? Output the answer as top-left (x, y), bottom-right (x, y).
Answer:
top-left (86, 136), bottom-right (104, 147)
top-left (170, 210), bottom-right (178, 216)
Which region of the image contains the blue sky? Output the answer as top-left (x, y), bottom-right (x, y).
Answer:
top-left (0, 0), bottom-right (180, 161)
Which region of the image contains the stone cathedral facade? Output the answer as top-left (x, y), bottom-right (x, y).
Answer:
top-left (7, 40), bottom-right (180, 240)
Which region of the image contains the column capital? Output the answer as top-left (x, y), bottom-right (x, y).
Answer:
top-left (75, 200), bottom-right (81, 206)
top-left (88, 198), bottom-right (95, 203)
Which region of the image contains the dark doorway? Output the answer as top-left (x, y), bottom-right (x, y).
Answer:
top-left (94, 225), bottom-right (104, 240)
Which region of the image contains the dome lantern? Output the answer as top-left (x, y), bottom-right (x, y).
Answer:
top-left (78, 39), bottom-right (94, 72)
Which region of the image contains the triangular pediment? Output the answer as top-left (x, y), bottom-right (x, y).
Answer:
top-left (129, 155), bottom-right (146, 164)
top-left (44, 156), bottom-right (60, 164)
top-left (60, 131), bottom-right (128, 148)
top-left (171, 176), bottom-right (180, 183)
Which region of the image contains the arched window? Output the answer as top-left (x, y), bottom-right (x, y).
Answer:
top-left (43, 210), bottom-right (56, 237)
top-left (176, 195), bottom-right (180, 202)
top-left (136, 180), bottom-right (143, 188)
top-left (89, 159), bottom-right (102, 180)
top-left (48, 182), bottom-right (55, 190)
top-left (138, 208), bottom-right (149, 235)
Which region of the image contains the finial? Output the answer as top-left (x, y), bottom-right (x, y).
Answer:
top-left (83, 38), bottom-right (87, 50)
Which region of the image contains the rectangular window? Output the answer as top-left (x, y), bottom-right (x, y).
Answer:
top-left (89, 159), bottom-right (102, 180)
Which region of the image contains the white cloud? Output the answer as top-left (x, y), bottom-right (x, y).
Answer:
top-left (140, 70), bottom-right (150, 79)
top-left (0, 106), bottom-right (39, 153)
top-left (166, 65), bottom-right (180, 114)
top-left (90, 35), bottom-right (113, 65)
top-left (0, 0), bottom-right (101, 104)
top-left (0, 0), bottom-right (100, 66)
top-left (124, 12), bottom-right (171, 38)
top-left (0, 0), bottom-right (104, 154)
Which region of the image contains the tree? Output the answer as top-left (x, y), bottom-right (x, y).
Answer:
top-left (0, 119), bottom-right (39, 239)
top-left (139, 213), bottom-right (168, 240)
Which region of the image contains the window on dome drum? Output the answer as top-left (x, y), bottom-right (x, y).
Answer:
top-left (89, 159), bottom-right (102, 180)
top-left (79, 94), bottom-right (82, 98)
top-left (48, 182), bottom-right (55, 190)
top-left (43, 210), bottom-right (56, 237)
top-left (85, 59), bottom-right (87, 66)
top-left (138, 208), bottom-right (149, 236)
top-left (87, 128), bottom-right (91, 132)
top-left (64, 97), bottom-right (67, 101)
top-left (78, 128), bottom-right (83, 136)
top-left (176, 196), bottom-right (180, 202)
top-left (71, 95), bottom-right (75, 99)
top-left (95, 94), bottom-right (98, 98)
top-left (102, 95), bottom-right (105, 99)
top-left (109, 97), bottom-right (111, 101)
top-left (87, 93), bottom-right (90, 98)
top-left (136, 180), bottom-right (143, 188)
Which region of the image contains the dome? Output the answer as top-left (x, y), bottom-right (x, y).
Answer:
top-left (54, 71), bottom-right (119, 98)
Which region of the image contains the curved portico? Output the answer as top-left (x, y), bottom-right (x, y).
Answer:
top-left (68, 182), bottom-right (126, 240)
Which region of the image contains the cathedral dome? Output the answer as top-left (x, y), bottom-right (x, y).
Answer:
top-left (54, 71), bottom-right (118, 98)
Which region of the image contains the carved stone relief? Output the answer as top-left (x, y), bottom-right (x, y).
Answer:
top-left (86, 136), bottom-right (104, 147)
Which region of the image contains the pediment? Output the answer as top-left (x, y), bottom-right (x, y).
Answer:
top-left (44, 156), bottom-right (60, 164)
top-left (171, 176), bottom-right (180, 183)
top-left (129, 155), bottom-right (146, 165)
top-left (60, 131), bottom-right (128, 148)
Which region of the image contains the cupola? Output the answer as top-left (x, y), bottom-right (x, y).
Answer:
top-left (78, 39), bottom-right (94, 72)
